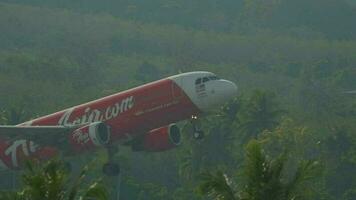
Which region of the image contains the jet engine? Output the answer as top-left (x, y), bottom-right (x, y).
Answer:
top-left (132, 124), bottom-right (181, 152)
top-left (69, 122), bottom-right (111, 152)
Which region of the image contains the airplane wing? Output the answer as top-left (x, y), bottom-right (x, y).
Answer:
top-left (0, 125), bottom-right (80, 146)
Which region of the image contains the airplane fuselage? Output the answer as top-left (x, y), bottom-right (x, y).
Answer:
top-left (0, 71), bottom-right (238, 170)
top-left (25, 78), bottom-right (200, 143)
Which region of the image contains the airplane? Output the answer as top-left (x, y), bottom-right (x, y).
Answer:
top-left (0, 71), bottom-right (238, 176)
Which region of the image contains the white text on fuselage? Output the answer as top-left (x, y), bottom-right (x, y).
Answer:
top-left (59, 96), bottom-right (134, 126)
top-left (0, 140), bottom-right (38, 170)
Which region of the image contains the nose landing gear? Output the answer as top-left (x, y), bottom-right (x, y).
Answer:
top-left (193, 130), bottom-right (205, 140)
top-left (102, 145), bottom-right (120, 176)
top-left (103, 162), bottom-right (120, 176)
top-left (191, 115), bottom-right (205, 140)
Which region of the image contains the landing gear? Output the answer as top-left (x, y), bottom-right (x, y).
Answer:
top-left (102, 145), bottom-right (120, 176)
top-left (193, 130), bottom-right (205, 140)
top-left (103, 162), bottom-right (120, 176)
top-left (63, 161), bottom-right (72, 173)
top-left (101, 146), bottom-right (122, 200)
top-left (191, 115), bottom-right (205, 140)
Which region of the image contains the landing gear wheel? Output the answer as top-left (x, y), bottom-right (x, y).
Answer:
top-left (63, 162), bottom-right (72, 173)
top-left (102, 145), bottom-right (120, 176)
top-left (193, 130), bottom-right (205, 140)
top-left (103, 162), bottom-right (120, 176)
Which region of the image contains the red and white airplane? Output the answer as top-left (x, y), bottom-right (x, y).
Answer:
top-left (0, 71), bottom-right (237, 175)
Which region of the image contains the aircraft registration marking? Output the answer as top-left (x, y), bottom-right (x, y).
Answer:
top-left (134, 100), bottom-right (179, 116)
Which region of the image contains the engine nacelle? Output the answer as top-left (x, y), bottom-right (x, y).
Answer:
top-left (69, 122), bottom-right (111, 152)
top-left (132, 124), bottom-right (181, 152)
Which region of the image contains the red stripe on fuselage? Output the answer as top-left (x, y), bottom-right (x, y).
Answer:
top-left (25, 79), bottom-right (201, 144)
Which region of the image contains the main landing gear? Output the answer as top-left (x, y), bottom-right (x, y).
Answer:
top-left (191, 115), bottom-right (205, 140)
top-left (102, 145), bottom-right (120, 176)
top-left (102, 145), bottom-right (123, 200)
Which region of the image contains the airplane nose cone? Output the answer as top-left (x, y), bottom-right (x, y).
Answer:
top-left (223, 80), bottom-right (238, 99)
top-left (230, 81), bottom-right (238, 96)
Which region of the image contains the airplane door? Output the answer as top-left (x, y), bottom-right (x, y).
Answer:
top-left (172, 77), bottom-right (183, 100)
top-left (195, 77), bottom-right (209, 109)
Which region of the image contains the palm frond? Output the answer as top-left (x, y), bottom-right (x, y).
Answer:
top-left (197, 170), bottom-right (237, 200)
top-left (81, 182), bottom-right (108, 200)
top-left (0, 159), bottom-right (108, 200)
top-left (285, 160), bottom-right (321, 199)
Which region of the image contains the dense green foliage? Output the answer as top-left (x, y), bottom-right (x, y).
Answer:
top-left (0, 0), bottom-right (355, 199)
top-left (0, 160), bottom-right (108, 200)
top-left (197, 140), bottom-right (321, 200)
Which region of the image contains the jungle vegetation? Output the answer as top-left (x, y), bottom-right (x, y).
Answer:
top-left (0, 0), bottom-right (355, 199)
top-left (0, 160), bottom-right (108, 200)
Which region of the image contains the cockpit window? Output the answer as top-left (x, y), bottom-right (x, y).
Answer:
top-left (209, 76), bottom-right (219, 80)
top-left (203, 77), bottom-right (209, 83)
top-left (195, 78), bottom-right (202, 85)
top-left (196, 75), bottom-right (219, 85)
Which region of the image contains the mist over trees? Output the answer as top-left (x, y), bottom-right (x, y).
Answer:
top-left (0, 0), bottom-right (355, 199)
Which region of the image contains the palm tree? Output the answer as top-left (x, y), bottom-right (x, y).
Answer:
top-left (197, 170), bottom-right (237, 200)
top-left (237, 90), bottom-right (284, 141)
top-left (0, 110), bottom-right (8, 125)
top-left (0, 107), bottom-right (29, 125)
top-left (0, 159), bottom-right (108, 200)
top-left (197, 140), bottom-right (320, 200)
